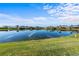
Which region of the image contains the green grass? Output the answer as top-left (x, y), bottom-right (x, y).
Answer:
top-left (0, 34), bottom-right (79, 56)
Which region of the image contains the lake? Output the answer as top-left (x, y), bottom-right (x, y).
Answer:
top-left (0, 30), bottom-right (77, 43)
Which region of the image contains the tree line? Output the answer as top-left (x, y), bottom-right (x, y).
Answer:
top-left (0, 25), bottom-right (79, 31)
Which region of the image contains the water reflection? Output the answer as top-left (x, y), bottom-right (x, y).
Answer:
top-left (0, 30), bottom-right (76, 43)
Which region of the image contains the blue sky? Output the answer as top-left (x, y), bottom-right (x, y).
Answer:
top-left (0, 3), bottom-right (79, 26)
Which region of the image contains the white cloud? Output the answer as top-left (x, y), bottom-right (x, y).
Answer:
top-left (1, 3), bottom-right (79, 26)
top-left (0, 13), bottom-right (54, 26)
top-left (43, 3), bottom-right (79, 17)
top-left (33, 17), bottom-right (47, 21)
top-left (43, 3), bottom-right (79, 24)
top-left (0, 13), bottom-right (35, 26)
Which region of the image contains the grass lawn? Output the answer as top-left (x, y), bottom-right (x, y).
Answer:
top-left (0, 34), bottom-right (79, 56)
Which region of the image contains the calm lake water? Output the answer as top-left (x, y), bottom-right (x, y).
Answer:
top-left (0, 30), bottom-right (77, 43)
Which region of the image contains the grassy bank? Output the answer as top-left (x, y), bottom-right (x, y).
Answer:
top-left (0, 34), bottom-right (79, 56)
